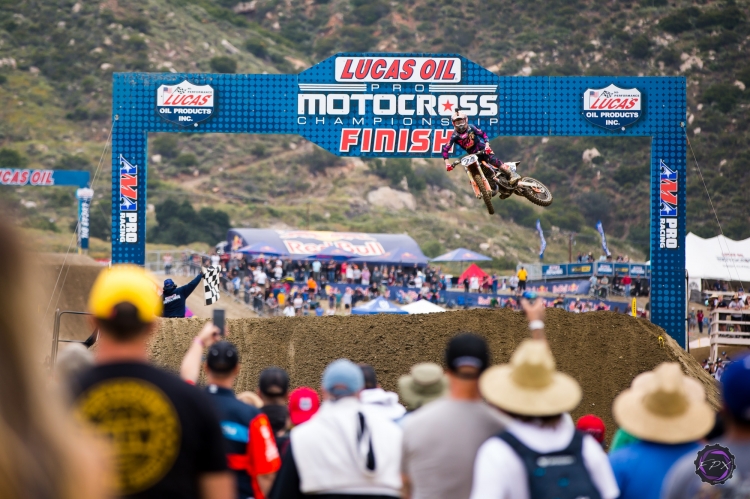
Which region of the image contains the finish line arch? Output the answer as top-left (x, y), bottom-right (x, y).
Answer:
top-left (110, 53), bottom-right (686, 346)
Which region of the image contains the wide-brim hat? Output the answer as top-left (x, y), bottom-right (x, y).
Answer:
top-left (398, 363), bottom-right (448, 411)
top-left (479, 339), bottom-right (581, 416)
top-left (612, 362), bottom-right (714, 444)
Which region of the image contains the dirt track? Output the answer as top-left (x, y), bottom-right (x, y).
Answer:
top-left (151, 309), bottom-right (720, 437)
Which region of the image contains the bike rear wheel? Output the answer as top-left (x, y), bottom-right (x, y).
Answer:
top-left (519, 177), bottom-right (553, 207)
top-left (474, 174), bottom-right (495, 215)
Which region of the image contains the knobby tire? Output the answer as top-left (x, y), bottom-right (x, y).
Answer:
top-left (474, 174), bottom-right (495, 215)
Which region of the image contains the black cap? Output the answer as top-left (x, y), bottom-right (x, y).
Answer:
top-left (445, 333), bottom-right (489, 374)
top-left (206, 341), bottom-right (239, 373)
top-left (258, 367), bottom-right (290, 397)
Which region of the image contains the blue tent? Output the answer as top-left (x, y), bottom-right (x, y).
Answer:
top-left (351, 247), bottom-right (429, 265)
top-left (351, 296), bottom-right (408, 315)
top-left (238, 242), bottom-right (290, 256)
top-left (431, 248), bottom-right (492, 262)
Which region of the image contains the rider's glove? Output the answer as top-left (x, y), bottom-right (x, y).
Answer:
top-left (445, 162), bottom-right (454, 172)
top-left (484, 143), bottom-right (494, 154)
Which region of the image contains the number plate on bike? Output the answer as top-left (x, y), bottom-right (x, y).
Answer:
top-left (460, 155), bottom-right (478, 166)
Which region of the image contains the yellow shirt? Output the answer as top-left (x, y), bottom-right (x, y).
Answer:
top-left (278, 293), bottom-right (286, 306)
top-left (518, 269), bottom-right (528, 281)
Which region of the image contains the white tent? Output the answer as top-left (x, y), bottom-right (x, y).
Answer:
top-left (686, 232), bottom-right (750, 282)
top-left (401, 299), bottom-right (446, 314)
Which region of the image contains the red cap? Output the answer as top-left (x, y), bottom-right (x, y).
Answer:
top-left (576, 414), bottom-right (606, 444)
top-left (288, 387), bottom-right (320, 426)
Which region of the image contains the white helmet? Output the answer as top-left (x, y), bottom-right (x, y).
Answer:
top-left (451, 110), bottom-right (468, 133)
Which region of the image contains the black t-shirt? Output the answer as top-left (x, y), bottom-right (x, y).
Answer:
top-left (72, 362), bottom-right (228, 499)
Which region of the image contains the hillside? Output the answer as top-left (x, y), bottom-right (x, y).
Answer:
top-left (1, 0), bottom-right (748, 264)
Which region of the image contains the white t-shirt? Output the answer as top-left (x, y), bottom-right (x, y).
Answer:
top-left (274, 266), bottom-right (283, 280)
top-left (283, 305), bottom-right (295, 317)
top-left (293, 296), bottom-right (303, 309)
top-left (469, 414), bottom-right (619, 499)
top-left (210, 254), bottom-right (220, 267)
top-left (256, 271), bottom-right (267, 285)
top-left (470, 276), bottom-right (479, 291)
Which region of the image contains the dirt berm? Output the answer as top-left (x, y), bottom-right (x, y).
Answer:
top-left (151, 309), bottom-right (720, 435)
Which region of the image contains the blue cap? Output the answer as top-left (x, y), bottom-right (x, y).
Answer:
top-left (322, 359), bottom-right (364, 399)
top-left (721, 355), bottom-right (750, 422)
top-left (164, 279), bottom-right (176, 289)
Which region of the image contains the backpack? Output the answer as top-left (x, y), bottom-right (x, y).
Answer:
top-left (497, 430), bottom-right (602, 499)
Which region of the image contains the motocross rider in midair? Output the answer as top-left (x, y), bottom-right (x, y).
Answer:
top-left (443, 111), bottom-right (521, 186)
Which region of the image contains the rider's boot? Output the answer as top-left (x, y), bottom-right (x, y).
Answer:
top-left (495, 164), bottom-right (521, 186)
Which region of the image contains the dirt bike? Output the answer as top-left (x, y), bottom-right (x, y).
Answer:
top-left (449, 154), bottom-right (553, 215)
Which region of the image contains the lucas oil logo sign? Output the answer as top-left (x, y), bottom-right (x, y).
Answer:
top-left (583, 84), bottom-right (642, 131)
top-left (157, 80), bottom-right (215, 126)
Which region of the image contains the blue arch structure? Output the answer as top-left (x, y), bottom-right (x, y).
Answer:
top-left (110, 53), bottom-right (686, 346)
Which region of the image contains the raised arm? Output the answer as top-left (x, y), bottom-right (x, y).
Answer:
top-left (520, 297), bottom-right (546, 341)
top-left (180, 321), bottom-right (221, 383)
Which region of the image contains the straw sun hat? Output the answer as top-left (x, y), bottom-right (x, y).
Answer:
top-left (612, 362), bottom-right (714, 444)
top-left (479, 339), bottom-right (582, 416)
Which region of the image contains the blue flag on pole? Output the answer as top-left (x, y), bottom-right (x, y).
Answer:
top-left (596, 220), bottom-right (611, 257)
top-left (536, 219), bottom-right (546, 260)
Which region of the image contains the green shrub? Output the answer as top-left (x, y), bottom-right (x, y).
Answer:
top-left (174, 153), bottom-right (198, 169)
top-left (702, 83), bottom-right (742, 113)
top-left (658, 48), bottom-right (679, 67)
top-left (151, 135), bottom-right (180, 159)
top-left (121, 16), bottom-right (151, 34)
top-left (630, 35), bottom-right (651, 59)
top-left (0, 148), bottom-right (27, 168)
top-left (210, 56), bottom-right (237, 73)
top-left (698, 31), bottom-right (740, 52)
top-left (0, 74), bottom-right (6, 85)
top-left (420, 240), bottom-right (445, 258)
top-left (737, 66), bottom-right (750, 87)
top-left (299, 146), bottom-right (342, 175)
top-left (350, 0), bottom-right (390, 25)
top-left (368, 158), bottom-right (425, 191)
top-left (150, 199), bottom-right (230, 245)
top-left (65, 107), bottom-right (90, 121)
top-left (251, 143), bottom-right (267, 157)
top-left (245, 39), bottom-right (268, 58)
top-left (54, 154), bottom-right (91, 171)
top-left (659, 13), bottom-right (694, 34)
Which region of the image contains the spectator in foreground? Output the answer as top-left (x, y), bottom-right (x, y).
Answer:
top-left (359, 363), bottom-right (407, 421)
top-left (288, 387), bottom-right (321, 428)
top-left (162, 274), bottom-right (204, 318)
top-left (469, 301), bottom-right (618, 499)
top-left (0, 218), bottom-right (107, 499)
top-left (402, 334), bottom-right (509, 499)
top-left (180, 331), bottom-right (281, 499)
top-left (662, 355), bottom-right (750, 497)
top-left (75, 265), bottom-right (232, 499)
top-left (270, 359), bottom-right (403, 499)
top-left (576, 414), bottom-right (607, 447)
top-left (397, 362), bottom-right (448, 413)
top-left (608, 362), bottom-right (714, 499)
top-left (258, 367), bottom-right (292, 452)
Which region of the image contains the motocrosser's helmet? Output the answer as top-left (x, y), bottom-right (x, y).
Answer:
top-left (452, 110), bottom-right (468, 134)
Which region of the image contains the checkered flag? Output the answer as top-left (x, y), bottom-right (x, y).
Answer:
top-left (202, 266), bottom-right (221, 305)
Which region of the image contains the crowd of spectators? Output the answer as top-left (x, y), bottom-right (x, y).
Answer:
top-left (4, 212), bottom-right (750, 499)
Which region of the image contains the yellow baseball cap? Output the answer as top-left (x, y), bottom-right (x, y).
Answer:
top-left (88, 264), bottom-right (162, 323)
